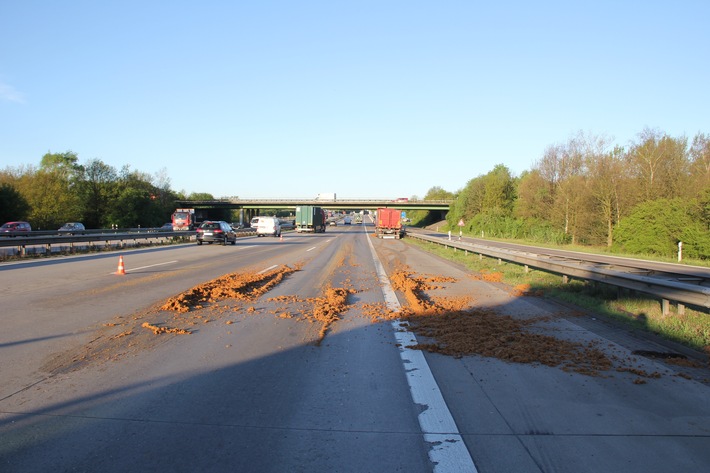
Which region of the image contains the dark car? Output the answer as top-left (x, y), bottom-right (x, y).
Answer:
top-left (0, 221), bottom-right (32, 236)
top-left (196, 221), bottom-right (237, 245)
top-left (158, 223), bottom-right (174, 232)
top-left (58, 222), bottom-right (85, 234)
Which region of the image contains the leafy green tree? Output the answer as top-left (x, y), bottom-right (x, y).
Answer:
top-left (626, 128), bottom-right (691, 201)
top-left (40, 151), bottom-right (80, 175)
top-left (188, 192), bottom-right (216, 200)
top-left (447, 164), bottom-right (516, 230)
top-left (423, 186), bottom-right (454, 201)
top-left (584, 145), bottom-right (627, 246)
top-left (514, 170), bottom-right (552, 221)
top-left (76, 159), bottom-right (118, 228)
top-left (408, 186), bottom-right (454, 226)
top-left (480, 164), bottom-right (516, 215)
top-left (105, 167), bottom-right (167, 228)
top-left (689, 133), bottom-right (710, 192)
top-left (0, 182), bottom-right (30, 222)
top-left (17, 153), bottom-right (82, 229)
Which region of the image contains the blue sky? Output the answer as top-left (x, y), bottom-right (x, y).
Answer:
top-left (1, 1), bottom-right (708, 200)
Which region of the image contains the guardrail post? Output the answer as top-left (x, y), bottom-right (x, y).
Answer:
top-left (524, 265), bottom-right (529, 274)
top-left (661, 298), bottom-right (670, 316)
top-left (45, 243), bottom-right (51, 255)
top-left (678, 303), bottom-right (686, 315)
top-left (562, 275), bottom-right (569, 284)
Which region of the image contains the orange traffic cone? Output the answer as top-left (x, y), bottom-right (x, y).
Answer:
top-left (116, 256), bottom-right (126, 275)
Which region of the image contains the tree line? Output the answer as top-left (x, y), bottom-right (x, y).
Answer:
top-left (427, 128), bottom-right (710, 260)
top-left (0, 151), bottom-right (211, 230)
top-left (3, 127), bottom-right (710, 259)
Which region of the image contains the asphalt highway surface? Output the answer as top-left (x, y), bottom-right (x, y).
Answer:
top-left (1, 221), bottom-right (709, 472)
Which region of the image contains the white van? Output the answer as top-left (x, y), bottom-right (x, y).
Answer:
top-left (255, 216), bottom-right (281, 237)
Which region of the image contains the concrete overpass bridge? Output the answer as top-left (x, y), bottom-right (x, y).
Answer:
top-left (175, 198), bottom-right (452, 223)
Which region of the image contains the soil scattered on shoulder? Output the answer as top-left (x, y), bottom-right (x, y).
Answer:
top-left (388, 266), bottom-right (667, 379)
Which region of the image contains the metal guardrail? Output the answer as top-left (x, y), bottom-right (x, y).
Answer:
top-left (0, 228), bottom-right (257, 256)
top-left (407, 231), bottom-right (710, 312)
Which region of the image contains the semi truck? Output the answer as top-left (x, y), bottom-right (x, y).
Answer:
top-left (375, 207), bottom-right (405, 239)
top-left (295, 205), bottom-right (327, 233)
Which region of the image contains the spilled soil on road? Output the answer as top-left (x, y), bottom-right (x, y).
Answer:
top-left (42, 261), bottom-right (361, 374)
top-left (41, 265), bottom-right (301, 374)
top-left (384, 266), bottom-right (675, 381)
top-left (42, 252), bottom-right (704, 384)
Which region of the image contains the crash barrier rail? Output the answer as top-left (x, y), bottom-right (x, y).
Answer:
top-left (405, 230), bottom-right (710, 315)
top-left (0, 227), bottom-right (257, 257)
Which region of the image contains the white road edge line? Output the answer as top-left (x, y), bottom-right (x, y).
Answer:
top-left (110, 260), bottom-right (178, 274)
top-left (306, 246), bottom-right (317, 252)
top-left (365, 233), bottom-right (478, 473)
top-left (258, 264), bottom-right (278, 274)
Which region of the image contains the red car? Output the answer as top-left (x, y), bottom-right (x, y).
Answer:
top-left (0, 221), bottom-right (32, 235)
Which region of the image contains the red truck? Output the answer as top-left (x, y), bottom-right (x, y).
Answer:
top-left (172, 208), bottom-right (197, 231)
top-left (375, 208), bottom-right (405, 239)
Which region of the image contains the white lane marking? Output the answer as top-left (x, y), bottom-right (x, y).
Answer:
top-left (306, 247), bottom-right (317, 252)
top-left (258, 265), bottom-right (278, 274)
top-left (365, 234), bottom-right (478, 473)
top-left (110, 260), bottom-right (178, 274)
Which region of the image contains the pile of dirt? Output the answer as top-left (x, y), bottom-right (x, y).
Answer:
top-left (160, 265), bottom-right (298, 313)
top-left (41, 265), bottom-right (301, 375)
top-left (362, 302), bottom-right (399, 322)
top-left (268, 286), bottom-right (356, 345)
top-left (311, 286), bottom-right (356, 343)
top-left (405, 309), bottom-right (614, 375)
top-left (472, 269), bottom-right (504, 283)
top-left (389, 267), bottom-right (468, 315)
top-left (141, 322), bottom-right (191, 335)
top-left (390, 267), bottom-right (625, 378)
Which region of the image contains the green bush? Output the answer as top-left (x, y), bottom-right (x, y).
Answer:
top-left (614, 198), bottom-right (710, 259)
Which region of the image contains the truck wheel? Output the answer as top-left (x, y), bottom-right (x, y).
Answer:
top-left (197, 240), bottom-right (203, 245)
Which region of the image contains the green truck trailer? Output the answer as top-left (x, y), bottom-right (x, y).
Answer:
top-left (295, 205), bottom-right (327, 233)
